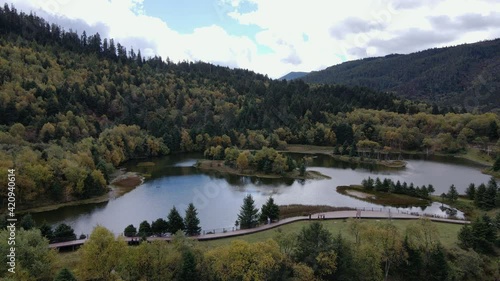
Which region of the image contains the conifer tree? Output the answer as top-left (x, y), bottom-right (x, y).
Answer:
top-left (167, 206), bottom-right (185, 233)
top-left (237, 194), bottom-right (260, 229)
top-left (260, 197), bottom-right (280, 222)
top-left (184, 203), bottom-right (201, 236)
top-left (54, 268), bottom-right (77, 281)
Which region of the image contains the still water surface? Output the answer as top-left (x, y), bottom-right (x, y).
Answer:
top-left (32, 153), bottom-right (492, 235)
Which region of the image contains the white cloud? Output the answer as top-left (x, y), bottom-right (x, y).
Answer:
top-left (8, 0), bottom-right (500, 78)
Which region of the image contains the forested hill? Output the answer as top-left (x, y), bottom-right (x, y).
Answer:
top-left (1, 5), bottom-right (499, 209)
top-left (0, 4), bottom-right (419, 207)
top-left (302, 39), bottom-right (500, 112)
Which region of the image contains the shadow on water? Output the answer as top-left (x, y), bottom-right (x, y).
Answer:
top-left (31, 201), bottom-right (108, 227)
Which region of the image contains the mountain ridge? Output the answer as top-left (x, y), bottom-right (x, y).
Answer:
top-left (301, 39), bottom-right (500, 111)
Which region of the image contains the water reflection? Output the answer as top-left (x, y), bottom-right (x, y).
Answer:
top-left (32, 153), bottom-right (492, 235)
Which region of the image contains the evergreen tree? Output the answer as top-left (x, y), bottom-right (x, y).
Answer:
top-left (294, 222), bottom-right (335, 273)
top-left (299, 160), bottom-right (306, 176)
top-left (167, 206), bottom-right (185, 233)
top-left (184, 203), bottom-right (201, 236)
top-left (20, 213), bottom-right (35, 230)
top-left (39, 221), bottom-right (54, 242)
top-left (446, 184), bottom-right (459, 202)
top-left (54, 268), bottom-right (77, 281)
top-left (237, 194), bottom-right (260, 229)
top-left (179, 249), bottom-right (199, 281)
top-left (458, 225), bottom-right (475, 249)
top-left (465, 183), bottom-right (476, 200)
top-left (425, 245), bottom-right (448, 281)
top-left (53, 223), bottom-right (76, 242)
top-left (123, 224), bottom-right (137, 237)
top-left (484, 177), bottom-right (498, 209)
top-left (260, 197), bottom-right (280, 223)
top-left (349, 140), bottom-right (358, 157)
top-left (493, 156), bottom-right (500, 171)
top-left (474, 184), bottom-right (487, 209)
top-left (394, 236), bottom-right (422, 281)
top-left (488, 121), bottom-right (499, 140)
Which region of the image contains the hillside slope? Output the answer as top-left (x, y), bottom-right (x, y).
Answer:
top-left (279, 71), bottom-right (309, 81)
top-left (302, 39), bottom-right (500, 111)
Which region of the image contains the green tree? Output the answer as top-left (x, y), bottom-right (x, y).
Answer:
top-left (474, 183), bottom-right (487, 208)
top-left (205, 240), bottom-right (288, 281)
top-left (179, 249), bottom-right (199, 281)
top-left (53, 223), bottom-right (76, 242)
top-left (39, 221), bottom-right (54, 242)
top-left (78, 226), bottom-right (126, 281)
top-left (425, 245), bottom-right (449, 281)
top-left (167, 206), bottom-right (185, 233)
top-left (465, 183), bottom-right (476, 200)
top-left (294, 222), bottom-right (336, 276)
top-left (0, 229), bottom-right (56, 280)
top-left (54, 268), bottom-right (77, 281)
top-left (151, 218), bottom-right (169, 236)
top-left (446, 184), bottom-right (459, 202)
top-left (184, 203), bottom-right (201, 236)
top-left (124, 224), bottom-right (137, 237)
top-left (138, 220), bottom-right (152, 237)
top-left (237, 194), bottom-right (260, 229)
top-left (493, 156), bottom-right (500, 171)
top-left (20, 213), bottom-right (35, 230)
top-left (260, 196), bottom-right (280, 223)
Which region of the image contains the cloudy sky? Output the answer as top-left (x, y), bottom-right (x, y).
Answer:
top-left (7, 0), bottom-right (500, 78)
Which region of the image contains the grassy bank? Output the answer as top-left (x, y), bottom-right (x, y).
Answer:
top-left (337, 185), bottom-right (431, 207)
top-left (432, 195), bottom-right (500, 221)
top-left (196, 159), bottom-right (331, 180)
top-left (201, 219), bottom-right (462, 249)
top-left (54, 219), bottom-right (463, 271)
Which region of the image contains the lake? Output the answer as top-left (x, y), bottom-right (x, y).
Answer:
top-left (32, 153), bottom-right (492, 236)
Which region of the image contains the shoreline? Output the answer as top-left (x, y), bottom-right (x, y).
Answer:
top-left (18, 170), bottom-right (144, 214)
top-left (337, 185), bottom-right (431, 207)
top-left (196, 159), bottom-right (331, 180)
top-left (283, 144), bottom-right (407, 168)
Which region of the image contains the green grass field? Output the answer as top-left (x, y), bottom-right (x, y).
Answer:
top-left (201, 219), bottom-right (463, 249)
top-left (54, 219), bottom-right (464, 272)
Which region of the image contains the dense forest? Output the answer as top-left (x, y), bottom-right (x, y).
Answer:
top-left (0, 4), bottom-right (499, 208)
top-left (301, 39), bottom-right (500, 112)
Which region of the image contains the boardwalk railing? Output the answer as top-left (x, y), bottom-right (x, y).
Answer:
top-left (49, 209), bottom-right (469, 249)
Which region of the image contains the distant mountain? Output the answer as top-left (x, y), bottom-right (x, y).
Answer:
top-left (302, 39), bottom-right (500, 111)
top-left (279, 71), bottom-right (309, 81)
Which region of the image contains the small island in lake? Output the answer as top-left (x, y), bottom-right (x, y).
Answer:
top-left (196, 146), bottom-right (330, 180)
top-left (337, 177), bottom-right (435, 207)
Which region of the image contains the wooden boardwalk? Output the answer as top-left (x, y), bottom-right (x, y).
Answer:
top-left (49, 210), bottom-right (469, 249)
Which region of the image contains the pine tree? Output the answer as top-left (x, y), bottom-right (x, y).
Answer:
top-left (474, 184), bottom-right (487, 209)
top-left (465, 183), bottom-right (476, 200)
top-left (446, 184), bottom-right (458, 202)
top-left (425, 245), bottom-right (448, 281)
top-left (53, 223), bottom-right (76, 242)
top-left (39, 221), bottom-right (54, 241)
top-left (184, 203), bottom-right (201, 236)
top-left (167, 206), bottom-right (185, 233)
top-left (493, 156), bottom-right (500, 171)
top-left (179, 250), bottom-right (199, 281)
top-left (20, 213), bottom-right (35, 230)
top-left (237, 194), bottom-right (260, 229)
top-left (260, 197), bottom-right (280, 222)
top-left (54, 268), bottom-right (77, 281)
